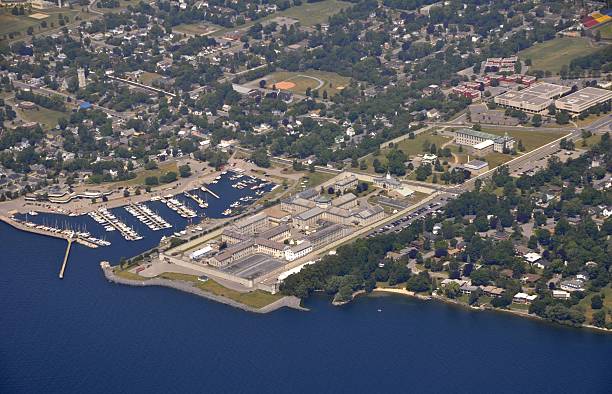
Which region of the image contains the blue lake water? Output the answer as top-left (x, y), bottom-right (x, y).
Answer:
top-left (1, 174), bottom-right (611, 393)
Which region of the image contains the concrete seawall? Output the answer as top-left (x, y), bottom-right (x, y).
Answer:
top-left (100, 264), bottom-right (306, 314)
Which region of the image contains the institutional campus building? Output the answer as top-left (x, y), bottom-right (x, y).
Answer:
top-left (454, 128), bottom-right (515, 153)
top-left (494, 82), bottom-right (572, 114)
top-left (554, 87), bottom-right (612, 115)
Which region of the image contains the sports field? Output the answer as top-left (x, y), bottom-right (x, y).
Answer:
top-left (518, 37), bottom-right (599, 74)
top-left (250, 70), bottom-right (351, 96)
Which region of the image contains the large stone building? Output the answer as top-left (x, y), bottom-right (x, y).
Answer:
top-left (454, 129), bottom-right (515, 153)
top-left (333, 174), bottom-right (358, 193)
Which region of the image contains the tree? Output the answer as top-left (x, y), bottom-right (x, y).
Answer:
top-left (145, 176), bottom-right (159, 186)
top-left (531, 114), bottom-right (542, 127)
top-left (259, 79), bottom-right (266, 88)
top-left (250, 148), bottom-right (271, 168)
top-left (592, 310), bottom-right (606, 327)
top-left (556, 111), bottom-right (570, 125)
top-left (443, 282), bottom-right (461, 299)
top-left (178, 164), bottom-right (192, 178)
top-left (591, 294), bottom-right (603, 309)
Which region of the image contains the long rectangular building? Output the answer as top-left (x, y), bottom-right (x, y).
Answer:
top-left (554, 87), bottom-right (612, 115)
top-left (454, 128), bottom-right (514, 153)
top-left (494, 83), bottom-right (571, 114)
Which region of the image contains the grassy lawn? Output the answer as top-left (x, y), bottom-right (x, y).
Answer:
top-left (365, 131), bottom-right (450, 173)
top-left (249, 70), bottom-right (351, 96)
top-left (15, 106), bottom-right (67, 130)
top-left (301, 171), bottom-right (335, 188)
top-left (0, 8), bottom-right (85, 40)
top-left (510, 303), bottom-right (530, 312)
top-left (278, 0), bottom-right (351, 26)
top-left (579, 133), bottom-right (602, 148)
top-left (139, 71), bottom-right (163, 86)
top-left (159, 272), bottom-right (282, 309)
top-left (113, 268), bottom-right (150, 281)
top-left (212, 0), bottom-right (350, 36)
top-left (174, 23), bottom-right (218, 36)
top-left (595, 22), bottom-right (612, 40)
top-left (578, 286), bottom-right (612, 323)
top-left (99, 0), bottom-right (138, 13)
top-left (111, 161), bottom-right (178, 188)
top-left (482, 128), bottom-right (563, 152)
top-left (518, 37), bottom-right (599, 74)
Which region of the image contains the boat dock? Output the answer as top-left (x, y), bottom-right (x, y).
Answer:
top-left (200, 185), bottom-right (219, 199)
top-left (125, 204), bottom-right (172, 231)
top-left (91, 208), bottom-right (142, 241)
top-left (0, 215), bottom-right (102, 248)
top-left (184, 191), bottom-right (208, 208)
top-left (58, 238), bottom-right (73, 279)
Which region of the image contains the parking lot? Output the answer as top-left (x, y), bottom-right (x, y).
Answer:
top-left (367, 193), bottom-right (454, 237)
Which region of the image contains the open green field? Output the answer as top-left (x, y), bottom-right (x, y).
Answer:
top-left (213, 0), bottom-right (350, 37)
top-left (365, 131), bottom-right (451, 172)
top-left (578, 286), bottom-right (612, 323)
top-left (139, 71), bottom-right (163, 86)
top-left (595, 23), bottom-right (612, 40)
top-left (301, 171), bottom-right (335, 188)
top-left (111, 161), bottom-right (178, 188)
top-left (99, 0), bottom-right (137, 13)
top-left (0, 8), bottom-right (84, 40)
top-left (158, 272), bottom-right (283, 309)
top-left (518, 37), bottom-right (599, 74)
top-left (249, 70), bottom-right (351, 96)
top-left (15, 106), bottom-right (67, 130)
top-left (278, 0), bottom-right (350, 26)
top-left (174, 22), bottom-right (218, 36)
top-left (483, 128), bottom-right (563, 151)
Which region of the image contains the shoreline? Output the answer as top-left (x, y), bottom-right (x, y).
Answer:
top-left (363, 287), bottom-right (612, 334)
top-left (101, 263), bottom-right (307, 314)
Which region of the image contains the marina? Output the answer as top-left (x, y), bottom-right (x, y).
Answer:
top-left (89, 208), bottom-right (143, 241)
top-left (125, 203), bottom-right (172, 231)
top-left (162, 196), bottom-right (198, 219)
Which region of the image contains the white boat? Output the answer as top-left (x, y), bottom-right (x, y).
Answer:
top-left (28, 211), bottom-right (38, 216)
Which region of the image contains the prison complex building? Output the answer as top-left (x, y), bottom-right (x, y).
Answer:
top-left (305, 223), bottom-right (353, 249)
top-left (494, 83), bottom-right (572, 114)
top-left (454, 128), bottom-right (515, 153)
top-left (233, 212), bottom-right (269, 235)
top-left (554, 87), bottom-right (612, 116)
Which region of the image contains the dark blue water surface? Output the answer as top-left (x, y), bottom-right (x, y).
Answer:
top-left (1, 175), bottom-right (611, 393)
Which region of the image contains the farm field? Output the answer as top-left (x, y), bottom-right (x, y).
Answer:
top-left (518, 37), bottom-right (599, 74)
top-left (248, 70), bottom-right (351, 96)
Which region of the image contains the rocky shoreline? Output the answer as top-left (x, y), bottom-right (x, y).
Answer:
top-left (100, 263), bottom-right (306, 314)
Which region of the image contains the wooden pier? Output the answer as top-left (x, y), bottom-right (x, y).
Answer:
top-left (59, 239), bottom-right (73, 279)
top-left (200, 185), bottom-right (220, 199)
